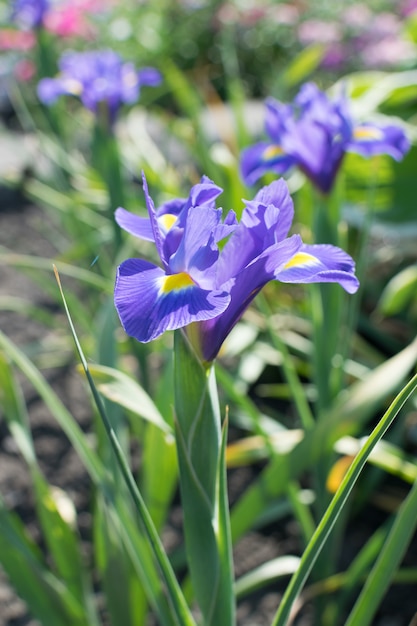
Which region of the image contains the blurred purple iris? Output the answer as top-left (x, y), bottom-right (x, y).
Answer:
top-left (11, 0), bottom-right (49, 29)
top-left (241, 82), bottom-right (410, 194)
top-left (114, 174), bottom-right (359, 362)
top-left (37, 49), bottom-right (161, 125)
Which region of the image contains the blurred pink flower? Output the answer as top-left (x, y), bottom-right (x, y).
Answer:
top-left (402, 0), bottom-right (417, 16)
top-left (43, 0), bottom-right (112, 39)
top-left (342, 4), bottom-right (372, 28)
top-left (361, 37), bottom-right (416, 67)
top-left (0, 28), bottom-right (35, 50)
top-left (14, 58), bottom-right (36, 81)
top-left (269, 4), bottom-right (299, 25)
top-left (297, 19), bottom-right (342, 45)
top-left (44, 4), bottom-right (95, 38)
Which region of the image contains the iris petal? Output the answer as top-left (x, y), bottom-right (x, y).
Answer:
top-left (115, 207), bottom-right (154, 241)
top-left (241, 142), bottom-right (294, 186)
top-left (275, 244), bottom-right (359, 294)
top-left (115, 258), bottom-right (231, 343)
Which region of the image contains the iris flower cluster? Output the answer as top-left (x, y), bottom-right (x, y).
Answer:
top-left (37, 50), bottom-right (161, 125)
top-left (114, 175), bottom-right (359, 362)
top-left (241, 82), bottom-right (410, 193)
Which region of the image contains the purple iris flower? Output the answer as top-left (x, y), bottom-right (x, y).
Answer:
top-left (11, 0), bottom-right (49, 29)
top-left (241, 82), bottom-right (410, 193)
top-left (114, 174), bottom-right (359, 362)
top-left (37, 49), bottom-right (161, 125)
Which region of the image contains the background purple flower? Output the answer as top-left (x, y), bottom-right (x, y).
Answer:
top-left (37, 49), bottom-right (162, 124)
top-left (241, 83), bottom-right (410, 193)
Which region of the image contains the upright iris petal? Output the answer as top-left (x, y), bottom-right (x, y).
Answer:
top-left (241, 82), bottom-right (409, 193)
top-left (37, 49), bottom-right (161, 125)
top-left (114, 175), bottom-right (359, 361)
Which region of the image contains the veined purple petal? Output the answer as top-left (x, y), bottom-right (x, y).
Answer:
top-left (248, 178), bottom-right (294, 241)
top-left (115, 207), bottom-right (154, 241)
top-left (169, 206), bottom-right (221, 278)
top-left (275, 243), bottom-right (359, 293)
top-left (214, 210), bottom-right (238, 242)
top-left (115, 258), bottom-right (230, 342)
top-left (348, 124), bottom-right (410, 161)
top-left (241, 142), bottom-right (294, 186)
top-left (189, 176), bottom-right (223, 207)
top-left (200, 235), bottom-right (302, 361)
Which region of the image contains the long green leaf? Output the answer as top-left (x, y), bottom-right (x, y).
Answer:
top-left (87, 363), bottom-right (172, 434)
top-left (0, 496), bottom-right (85, 626)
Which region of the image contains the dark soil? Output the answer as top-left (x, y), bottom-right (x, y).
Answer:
top-left (1, 175), bottom-right (417, 625)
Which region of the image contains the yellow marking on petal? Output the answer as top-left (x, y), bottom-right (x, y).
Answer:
top-left (353, 126), bottom-right (383, 141)
top-left (158, 213), bottom-right (177, 233)
top-left (160, 272), bottom-right (195, 294)
top-left (262, 144), bottom-right (284, 161)
top-left (284, 252), bottom-right (318, 269)
top-left (62, 78), bottom-right (83, 95)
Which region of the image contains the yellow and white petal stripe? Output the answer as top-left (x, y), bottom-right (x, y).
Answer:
top-left (283, 251), bottom-right (319, 270)
top-left (353, 126), bottom-right (384, 142)
top-left (262, 144), bottom-right (285, 163)
top-left (158, 213), bottom-right (178, 234)
top-left (159, 272), bottom-right (196, 294)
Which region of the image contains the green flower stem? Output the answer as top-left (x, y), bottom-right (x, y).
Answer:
top-left (270, 371), bottom-right (417, 626)
top-left (174, 329), bottom-right (235, 626)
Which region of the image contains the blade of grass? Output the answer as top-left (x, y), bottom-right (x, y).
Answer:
top-left (270, 371), bottom-right (417, 626)
top-left (53, 266), bottom-right (196, 626)
top-left (345, 468), bottom-right (417, 626)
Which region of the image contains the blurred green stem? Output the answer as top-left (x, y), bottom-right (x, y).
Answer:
top-left (92, 115), bottom-right (125, 252)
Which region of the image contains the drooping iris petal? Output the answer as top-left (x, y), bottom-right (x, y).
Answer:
top-left (115, 258), bottom-right (230, 343)
top-left (36, 77), bottom-right (72, 104)
top-left (275, 243), bottom-right (360, 294)
top-left (348, 124), bottom-right (410, 160)
top-left (241, 142), bottom-right (295, 187)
